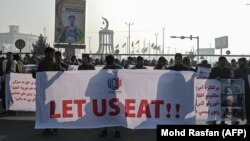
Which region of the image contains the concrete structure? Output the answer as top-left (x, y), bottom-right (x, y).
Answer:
top-left (0, 25), bottom-right (38, 53)
top-left (96, 18), bottom-right (115, 54)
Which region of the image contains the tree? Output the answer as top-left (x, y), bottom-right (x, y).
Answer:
top-left (32, 34), bottom-right (50, 64)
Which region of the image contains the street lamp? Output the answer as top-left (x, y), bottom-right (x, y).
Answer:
top-left (88, 36), bottom-right (92, 53)
top-left (162, 28), bottom-right (165, 54)
top-left (155, 33), bottom-right (158, 54)
top-left (170, 35), bottom-right (200, 64)
top-left (125, 22), bottom-right (134, 55)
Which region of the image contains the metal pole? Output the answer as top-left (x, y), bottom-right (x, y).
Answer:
top-left (43, 27), bottom-right (46, 38)
top-left (143, 38), bottom-right (146, 53)
top-left (19, 49), bottom-right (22, 58)
top-left (126, 22), bottom-right (133, 55)
top-left (129, 24), bottom-right (131, 55)
top-left (155, 33), bottom-right (158, 54)
top-left (125, 36), bottom-right (128, 55)
top-left (148, 41), bottom-right (151, 60)
top-left (197, 36), bottom-right (199, 64)
top-left (162, 28), bottom-right (165, 54)
top-left (35, 47), bottom-right (38, 65)
top-left (88, 36), bottom-right (92, 53)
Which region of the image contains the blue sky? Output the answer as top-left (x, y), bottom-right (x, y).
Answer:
top-left (1, 0), bottom-right (250, 55)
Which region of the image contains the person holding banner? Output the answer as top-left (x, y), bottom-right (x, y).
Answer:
top-left (195, 60), bottom-right (211, 72)
top-left (102, 55), bottom-right (123, 69)
top-left (2, 52), bottom-right (17, 74)
top-left (78, 54), bottom-right (95, 70)
top-left (0, 52), bottom-right (17, 116)
top-left (124, 57), bottom-right (134, 69)
top-left (154, 56), bottom-right (167, 70)
top-left (55, 51), bottom-right (68, 71)
top-left (208, 56), bottom-right (231, 125)
top-left (167, 53), bottom-right (189, 71)
top-left (100, 54), bottom-right (122, 138)
top-left (37, 47), bottom-right (61, 135)
top-left (195, 60), bottom-right (212, 79)
top-left (13, 54), bottom-right (25, 73)
top-left (209, 56), bottom-right (230, 80)
top-left (182, 57), bottom-right (195, 71)
top-left (234, 57), bottom-right (250, 125)
top-left (131, 56), bottom-right (147, 69)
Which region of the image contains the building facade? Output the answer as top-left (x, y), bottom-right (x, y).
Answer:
top-left (0, 25), bottom-right (38, 53)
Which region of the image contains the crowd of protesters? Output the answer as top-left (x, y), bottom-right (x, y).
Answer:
top-left (0, 47), bottom-right (250, 137)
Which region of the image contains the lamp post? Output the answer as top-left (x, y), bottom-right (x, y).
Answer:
top-left (124, 36), bottom-right (128, 54)
top-left (125, 22), bottom-right (134, 55)
top-left (155, 33), bottom-right (158, 54)
top-left (170, 35), bottom-right (200, 64)
top-left (43, 27), bottom-right (46, 38)
top-left (162, 28), bottom-right (165, 54)
top-left (88, 36), bottom-right (92, 53)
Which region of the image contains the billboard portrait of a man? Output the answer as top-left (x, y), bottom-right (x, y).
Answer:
top-left (58, 15), bottom-right (83, 43)
top-left (55, 0), bottom-right (86, 44)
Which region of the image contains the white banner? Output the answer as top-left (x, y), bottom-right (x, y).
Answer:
top-left (196, 66), bottom-right (211, 79)
top-left (35, 70), bottom-right (196, 129)
top-left (195, 79), bottom-right (221, 121)
top-left (6, 73), bottom-right (36, 111)
top-left (68, 65), bottom-right (78, 71)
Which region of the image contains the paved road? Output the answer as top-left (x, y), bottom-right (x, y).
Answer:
top-left (1, 112), bottom-right (246, 141)
top-left (0, 112), bottom-right (157, 141)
